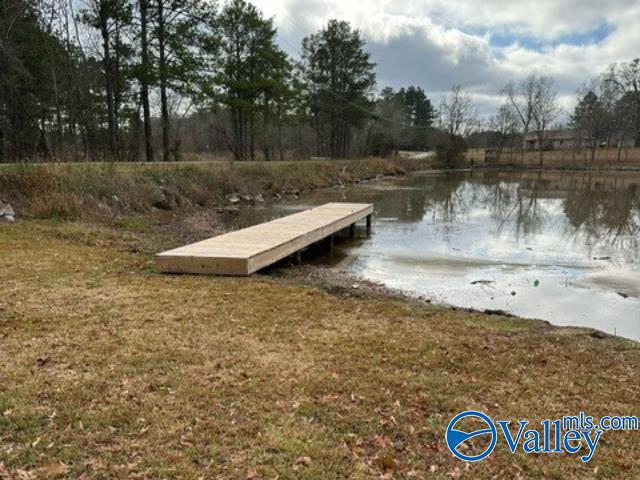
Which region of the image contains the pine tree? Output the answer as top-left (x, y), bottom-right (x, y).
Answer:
top-left (137, 0), bottom-right (154, 161)
top-left (0, 0), bottom-right (73, 160)
top-left (80, 0), bottom-right (134, 160)
top-left (206, 0), bottom-right (290, 161)
top-left (150, 0), bottom-right (206, 161)
top-left (396, 86), bottom-right (436, 128)
top-left (395, 86), bottom-right (436, 150)
top-left (299, 20), bottom-right (376, 158)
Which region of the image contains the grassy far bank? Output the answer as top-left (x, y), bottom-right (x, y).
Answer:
top-left (1, 158), bottom-right (640, 478)
top-left (466, 146), bottom-right (640, 169)
top-left (0, 157), bottom-right (432, 221)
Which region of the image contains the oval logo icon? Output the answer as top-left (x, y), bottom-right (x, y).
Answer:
top-left (446, 410), bottom-right (497, 462)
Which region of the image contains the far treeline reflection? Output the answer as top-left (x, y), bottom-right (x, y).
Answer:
top-left (369, 171), bottom-right (639, 249)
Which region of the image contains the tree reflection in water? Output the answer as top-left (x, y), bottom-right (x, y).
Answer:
top-left (421, 170), bottom-right (639, 264)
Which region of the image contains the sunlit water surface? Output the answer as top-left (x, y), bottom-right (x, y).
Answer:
top-left (229, 170), bottom-right (640, 340)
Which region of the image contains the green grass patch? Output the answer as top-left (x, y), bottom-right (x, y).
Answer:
top-left (113, 217), bottom-right (147, 231)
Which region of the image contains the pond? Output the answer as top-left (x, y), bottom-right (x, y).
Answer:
top-left (231, 170), bottom-right (640, 341)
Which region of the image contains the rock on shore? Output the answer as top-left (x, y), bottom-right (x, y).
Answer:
top-left (0, 201), bottom-right (15, 223)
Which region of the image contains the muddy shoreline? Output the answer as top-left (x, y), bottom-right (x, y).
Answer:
top-left (271, 263), bottom-right (628, 343)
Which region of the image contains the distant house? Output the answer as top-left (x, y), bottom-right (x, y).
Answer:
top-left (523, 129), bottom-right (576, 151)
top-left (524, 129), bottom-right (635, 151)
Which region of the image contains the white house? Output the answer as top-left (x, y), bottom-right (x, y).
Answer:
top-left (524, 129), bottom-right (636, 151)
top-left (523, 130), bottom-right (576, 151)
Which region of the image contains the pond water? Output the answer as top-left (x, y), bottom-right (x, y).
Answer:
top-left (230, 170), bottom-right (640, 341)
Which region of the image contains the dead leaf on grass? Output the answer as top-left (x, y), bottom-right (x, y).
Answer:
top-left (275, 400), bottom-right (288, 412)
top-left (374, 454), bottom-right (398, 472)
top-left (15, 469), bottom-right (35, 480)
top-left (293, 456), bottom-right (311, 469)
top-left (40, 460), bottom-right (68, 478)
top-left (0, 462), bottom-right (13, 480)
top-left (372, 435), bottom-right (392, 448)
top-left (446, 466), bottom-right (462, 478)
top-left (36, 357), bottom-right (52, 368)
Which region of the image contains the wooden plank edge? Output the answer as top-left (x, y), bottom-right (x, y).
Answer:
top-left (155, 253), bottom-right (250, 275)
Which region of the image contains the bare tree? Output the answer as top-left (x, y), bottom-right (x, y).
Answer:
top-left (439, 85), bottom-right (479, 138)
top-left (597, 70), bottom-right (624, 148)
top-left (617, 58), bottom-right (640, 147)
top-left (490, 104), bottom-right (518, 163)
top-left (138, 0), bottom-right (153, 161)
top-left (436, 85), bottom-right (478, 167)
top-left (531, 76), bottom-right (559, 166)
top-left (502, 74), bottom-right (537, 165)
top-left (607, 59), bottom-right (640, 150)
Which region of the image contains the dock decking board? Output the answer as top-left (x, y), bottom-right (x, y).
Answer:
top-left (155, 202), bottom-right (373, 275)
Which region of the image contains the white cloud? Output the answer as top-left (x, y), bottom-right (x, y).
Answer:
top-left (248, 0), bottom-right (640, 115)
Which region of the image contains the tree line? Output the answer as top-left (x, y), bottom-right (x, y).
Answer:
top-left (485, 59), bottom-right (640, 166)
top-left (2, 0), bottom-right (637, 165)
top-left (436, 60), bottom-right (640, 168)
top-left (0, 0), bottom-right (437, 162)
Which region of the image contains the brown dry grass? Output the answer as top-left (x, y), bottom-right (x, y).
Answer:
top-left (1, 220), bottom-right (639, 479)
top-left (0, 158), bottom-right (431, 221)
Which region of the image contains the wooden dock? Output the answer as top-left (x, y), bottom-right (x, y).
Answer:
top-left (155, 202), bottom-right (373, 275)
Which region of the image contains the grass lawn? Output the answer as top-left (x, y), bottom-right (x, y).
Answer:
top-left (1, 220), bottom-right (639, 479)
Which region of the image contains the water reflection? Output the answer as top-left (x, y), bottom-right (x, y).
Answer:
top-left (233, 170), bottom-right (640, 340)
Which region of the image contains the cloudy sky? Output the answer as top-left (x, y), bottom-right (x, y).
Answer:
top-left (250, 0), bottom-right (640, 116)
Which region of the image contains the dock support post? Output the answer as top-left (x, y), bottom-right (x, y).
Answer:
top-left (329, 234), bottom-right (335, 262)
top-left (295, 250), bottom-right (302, 265)
top-left (366, 214), bottom-right (372, 236)
top-left (349, 223), bottom-right (355, 239)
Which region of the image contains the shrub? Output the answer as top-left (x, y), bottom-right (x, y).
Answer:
top-left (435, 134), bottom-right (467, 168)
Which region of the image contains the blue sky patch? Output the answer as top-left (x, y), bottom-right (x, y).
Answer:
top-left (487, 22), bottom-right (614, 50)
